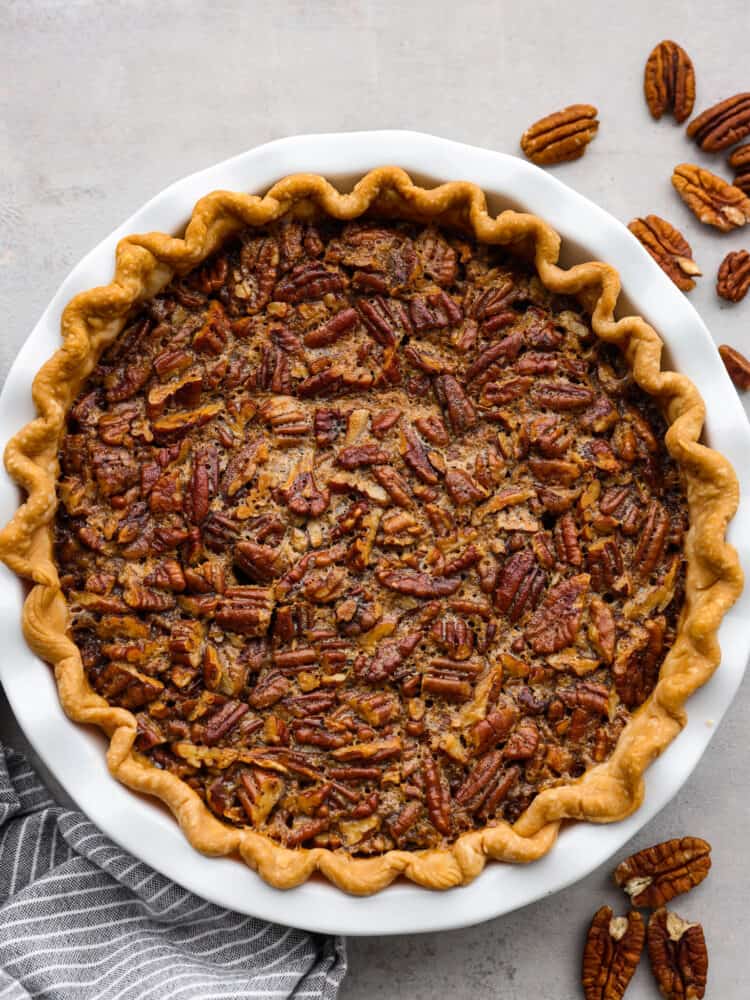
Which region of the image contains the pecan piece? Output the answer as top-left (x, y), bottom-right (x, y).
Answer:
top-left (286, 817), bottom-right (330, 848)
top-left (532, 380), bottom-right (595, 411)
top-left (235, 541), bottom-right (288, 583)
top-left (422, 752), bottom-right (451, 835)
top-left (104, 357), bottom-right (151, 404)
top-left (400, 425), bottom-right (441, 484)
top-left (503, 721), bottom-right (540, 760)
top-left (258, 397), bottom-right (310, 439)
top-left (388, 801), bottom-right (422, 844)
top-left (588, 595), bottom-right (616, 664)
top-left (525, 573), bottom-right (589, 654)
top-left (445, 468), bottom-right (488, 506)
top-left (238, 768), bottom-right (285, 826)
top-left (415, 227), bottom-right (458, 286)
top-left (614, 618), bottom-right (665, 708)
top-left (186, 444), bottom-right (219, 524)
top-left (215, 586), bottom-right (273, 636)
top-left (303, 307), bottom-right (358, 347)
top-left (430, 617), bottom-right (474, 659)
top-left (371, 464), bottom-right (413, 508)
top-left (614, 837), bottom-right (711, 908)
top-left (687, 91), bottom-right (750, 151)
top-left (520, 104), bottom-right (599, 165)
top-left (193, 300), bottom-right (230, 354)
top-left (331, 738), bottom-right (402, 763)
top-left (151, 403), bottom-right (223, 437)
top-left (729, 142), bottom-right (750, 194)
top-left (203, 511), bottom-right (240, 552)
top-left (249, 671), bottom-right (290, 709)
top-left (581, 906), bottom-right (645, 1000)
top-left (554, 511), bottom-right (582, 567)
top-left (717, 249), bottom-right (750, 302)
top-left (275, 261), bottom-right (342, 303)
top-left (644, 41), bottom-right (695, 123)
top-left (469, 702), bottom-right (518, 755)
top-left (408, 291), bottom-right (462, 332)
top-left (672, 164), bottom-right (750, 232)
top-left (647, 909), bottom-right (708, 1000)
top-left (628, 216), bottom-right (701, 292)
top-left (356, 632), bottom-right (420, 683)
top-left (296, 366), bottom-right (344, 399)
top-left (222, 439), bottom-right (269, 499)
top-left (94, 662), bottom-right (163, 709)
top-left (284, 465), bottom-right (330, 518)
top-left (203, 699), bottom-right (249, 745)
top-left (336, 444), bottom-right (390, 469)
top-left (375, 567), bottom-right (460, 598)
top-left (494, 550), bottom-right (546, 622)
top-left (433, 375), bottom-right (477, 433)
top-left (313, 407), bottom-right (346, 446)
top-left (719, 344), bottom-right (750, 389)
top-left (357, 296), bottom-right (411, 346)
top-left (455, 750), bottom-right (504, 811)
top-left (633, 501), bottom-right (669, 576)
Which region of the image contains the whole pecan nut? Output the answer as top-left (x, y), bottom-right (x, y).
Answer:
top-left (672, 164), bottom-right (750, 231)
top-left (687, 92), bottom-right (750, 151)
top-left (647, 908), bottom-right (708, 1000)
top-left (613, 837), bottom-right (711, 908)
top-left (729, 142), bottom-right (750, 194)
top-left (644, 41), bottom-right (695, 124)
top-left (627, 216), bottom-right (701, 291)
top-left (520, 104), bottom-right (599, 165)
top-left (717, 249), bottom-right (750, 302)
top-left (582, 905), bottom-right (645, 1000)
top-left (718, 344), bottom-right (750, 390)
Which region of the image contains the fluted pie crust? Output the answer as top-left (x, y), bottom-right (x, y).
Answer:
top-left (0, 168), bottom-right (742, 895)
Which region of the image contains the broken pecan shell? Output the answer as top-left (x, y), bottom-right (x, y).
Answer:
top-left (627, 216), bottom-right (701, 291)
top-left (647, 908), bottom-right (708, 1000)
top-left (687, 92), bottom-right (750, 151)
top-left (672, 164), bottom-right (750, 232)
top-left (717, 249), bottom-right (750, 302)
top-left (719, 344), bottom-right (750, 390)
top-left (582, 906), bottom-right (645, 1000)
top-left (520, 104), bottom-right (599, 166)
top-left (614, 837), bottom-right (711, 908)
top-left (644, 41), bottom-right (695, 124)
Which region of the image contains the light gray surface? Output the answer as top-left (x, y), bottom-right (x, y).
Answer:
top-left (1, 1), bottom-right (748, 996)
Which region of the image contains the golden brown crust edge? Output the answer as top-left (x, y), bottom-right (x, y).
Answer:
top-left (0, 167), bottom-right (742, 895)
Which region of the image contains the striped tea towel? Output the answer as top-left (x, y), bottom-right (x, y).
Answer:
top-left (0, 744), bottom-right (346, 1000)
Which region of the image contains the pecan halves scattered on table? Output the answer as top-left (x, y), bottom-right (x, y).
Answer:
top-left (647, 909), bottom-right (708, 1000)
top-left (643, 41), bottom-right (695, 124)
top-left (582, 906), bottom-right (645, 1000)
top-left (613, 837), bottom-right (711, 908)
top-left (671, 163), bottom-right (750, 231)
top-left (729, 142), bottom-right (750, 194)
top-left (716, 249), bottom-right (750, 302)
top-left (718, 344), bottom-right (750, 390)
top-left (687, 92), bottom-right (750, 151)
top-left (520, 104), bottom-right (599, 165)
top-left (627, 216), bottom-right (701, 291)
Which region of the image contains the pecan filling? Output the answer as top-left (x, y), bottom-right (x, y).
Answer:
top-left (54, 218), bottom-right (688, 855)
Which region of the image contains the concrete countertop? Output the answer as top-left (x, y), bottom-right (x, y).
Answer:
top-left (2, 2), bottom-right (747, 996)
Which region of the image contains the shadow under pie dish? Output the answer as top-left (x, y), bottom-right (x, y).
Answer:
top-left (0, 167), bottom-right (742, 895)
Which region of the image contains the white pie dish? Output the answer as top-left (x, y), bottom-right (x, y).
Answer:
top-left (0, 129), bottom-right (748, 936)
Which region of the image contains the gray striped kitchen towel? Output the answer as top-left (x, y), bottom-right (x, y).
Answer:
top-left (0, 745), bottom-right (346, 1000)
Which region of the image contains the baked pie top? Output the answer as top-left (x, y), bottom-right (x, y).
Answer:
top-left (54, 217), bottom-right (688, 855)
top-left (0, 169), bottom-right (741, 893)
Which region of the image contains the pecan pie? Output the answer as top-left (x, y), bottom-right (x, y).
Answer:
top-left (0, 169), bottom-right (741, 894)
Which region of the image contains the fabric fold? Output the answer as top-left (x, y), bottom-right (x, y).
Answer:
top-left (0, 745), bottom-right (346, 1000)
